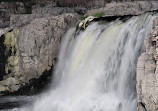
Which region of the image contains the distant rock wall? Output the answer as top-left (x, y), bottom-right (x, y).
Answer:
top-left (137, 17), bottom-right (158, 111)
top-left (0, 2), bottom-right (31, 28)
top-left (86, 1), bottom-right (158, 17)
top-left (2, 1), bottom-right (158, 29)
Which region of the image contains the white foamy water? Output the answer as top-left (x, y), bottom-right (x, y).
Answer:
top-left (11, 14), bottom-right (154, 111)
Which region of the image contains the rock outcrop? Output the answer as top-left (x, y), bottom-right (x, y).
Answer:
top-left (137, 17), bottom-right (158, 111)
top-left (1, 0), bottom-right (158, 98)
top-left (86, 1), bottom-right (158, 17)
top-left (0, 13), bottom-right (79, 94)
top-left (0, 1), bottom-right (31, 28)
top-left (56, 0), bottom-right (105, 9)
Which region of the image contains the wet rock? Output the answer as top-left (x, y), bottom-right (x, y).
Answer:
top-left (153, 17), bottom-right (158, 27)
top-left (10, 85), bottom-right (20, 92)
top-left (0, 85), bottom-right (6, 92)
top-left (0, 78), bottom-right (19, 86)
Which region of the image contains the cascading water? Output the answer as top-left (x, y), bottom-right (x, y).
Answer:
top-left (11, 13), bottom-right (154, 111)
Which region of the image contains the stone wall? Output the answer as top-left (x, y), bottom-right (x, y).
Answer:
top-left (137, 17), bottom-right (158, 111)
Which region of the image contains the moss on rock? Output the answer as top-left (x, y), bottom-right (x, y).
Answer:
top-left (4, 29), bottom-right (19, 76)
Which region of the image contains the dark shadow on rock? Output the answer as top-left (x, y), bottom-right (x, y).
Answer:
top-left (0, 35), bottom-right (7, 80)
top-left (1, 65), bottom-right (54, 96)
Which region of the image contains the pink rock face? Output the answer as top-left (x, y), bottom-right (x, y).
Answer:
top-left (137, 17), bottom-right (158, 111)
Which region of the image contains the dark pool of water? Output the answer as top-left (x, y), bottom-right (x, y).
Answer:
top-left (0, 96), bottom-right (35, 111)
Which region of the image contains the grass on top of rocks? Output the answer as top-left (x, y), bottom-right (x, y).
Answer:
top-left (81, 12), bottom-right (105, 20)
top-left (93, 12), bottom-right (104, 18)
top-left (81, 15), bottom-right (88, 20)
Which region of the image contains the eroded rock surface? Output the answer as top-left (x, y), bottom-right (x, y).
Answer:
top-left (137, 17), bottom-right (158, 111)
top-left (1, 0), bottom-right (158, 96)
top-left (86, 1), bottom-right (158, 17)
top-left (0, 1), bottom-right (30, 28)
top-left (0, 13), bottom-right (79, 93)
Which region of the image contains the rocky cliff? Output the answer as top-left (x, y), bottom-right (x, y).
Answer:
top-left (0, 13), bottom-right (79, 94)
top-left (86, 1), bottom-right (158, 17)
top-left (0, 1), bottom-right (32, 28)
top-left (0, 0), bottom-right (158, 100)
top-left (137, 17), bottom-right (158, 111)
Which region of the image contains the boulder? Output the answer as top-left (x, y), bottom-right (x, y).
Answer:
top-left (0, 13), bottom-right (79, 94)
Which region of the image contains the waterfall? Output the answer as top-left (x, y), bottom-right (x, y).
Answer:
top-left (12, 13), bottom-right (154, 111)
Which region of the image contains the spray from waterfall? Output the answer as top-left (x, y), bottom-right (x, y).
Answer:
top-left (12, 13), bottom-right (154, 111)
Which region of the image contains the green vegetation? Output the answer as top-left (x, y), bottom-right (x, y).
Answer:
top-left (93, 12), bottom-right (105, 18)
top-left (80, 15), bottom-right (88, 20)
